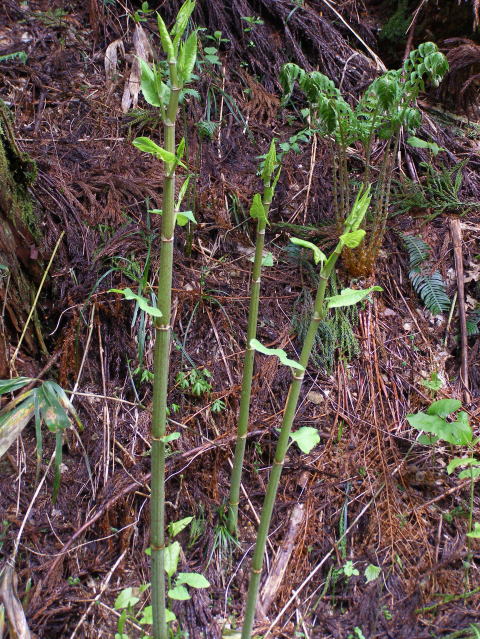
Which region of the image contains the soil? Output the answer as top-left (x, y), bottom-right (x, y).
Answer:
top-left (0, 1), bottom-right (479, 638)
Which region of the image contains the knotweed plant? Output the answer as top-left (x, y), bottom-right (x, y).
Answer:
top-left (280, 42), bottom-right (448, 276)
top-left (240, 186), bottom-right (382, 639)
top-left (131, 3), bottom-right (198, 637)
top-left (227, 140), bottom-right (281, 536)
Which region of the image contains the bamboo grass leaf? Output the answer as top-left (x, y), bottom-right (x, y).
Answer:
top-left (0, 396), bottom-right (35, 459)
top-left (249, 339), bottom-right (304, 371)
top-left (109, 288), bottom-right (162, 318)
top-left (0, 377), bottom-right (32, 395)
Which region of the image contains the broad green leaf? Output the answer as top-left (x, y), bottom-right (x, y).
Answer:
top-left (168, 584), bottom-right (190, 600)
top-left (447, 457), bottom-right (480, 475)
top-left (0, 377), bottom-right (32, 396)
top-left (417, 433), bottom-right (439, 445)
top-left (459, 467), bottom-right (480, 479)
top-left (139, 58), bottom-right (162, 107)
top-left (364, 564), bottom-right (381, 583)
top-left (467, 522), bottom-right (480, 539)
top-left (249, 339), bottom-right (304, 372)
top-left (261, 139), bottom-right (277, 183)
top-left (262, 252), bottom-right (274, 267)
top-left (250, 193), bottom-right (266, 223)
top-left (156, 13), bottom-right (174, 59)
top-left (407, 411), bottom-right (472, 445)
top-left (109, 288), bottom-right (162, 318)
top-left (176, 210), bottom-right (197, 226)
top-left (339, 229), bottom-right (366, 249)
top-left (0, 396), bottom-right (35, 459)
top-left (290, 238), bottom-right (326, 265)
top-left (407, 136), bottom-right (443, 156)
top-left (290, 427), bottom-right (320, 454)
top-left (326, 286), bottom-right (382, 309)
top-left (161, 431), bottom-right (181, 443)
top-left (343, 560), bottom-right (359, 577)
top-left (168, 516), bottom-right (193, 538)
top-left (427, 398), bottom-right (461, 418)
top-left (114, 587), bottom-right (140, 610)
top-left (164, 541), bottom-right (181, 577)
top-left (132, 137), bottom-right (176, 164)
top-left (178, 30), bottom-right (197, 83)
top-left (139, 606), bottom-right (176, 625)
top-left (176, 572), bottom-right (210, 588)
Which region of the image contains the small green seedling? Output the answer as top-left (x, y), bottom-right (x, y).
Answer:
top-left (176, 367), bottom-right (212, 397)
top-left (342, 560), bottom-right (359, 578)
top-left (420, 371), bottom-right (444, 394)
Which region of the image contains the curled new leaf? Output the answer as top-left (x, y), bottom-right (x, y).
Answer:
top-left (344, 185), bottom-right (372, 231)
top-left (178, 30), bottom-right (197, 84)
top-left (132, 137), bottom-right (176, 164)
top-left (261, 139), bottom-right (277, 183)
top-left (290, 237), bottom-right (326, 265)
top-left (249, 339), bottom-right (304, 371)
top-left (339, 229), bottom-right (366, 248)
top-left (250, 193), bottom-right (267, 224)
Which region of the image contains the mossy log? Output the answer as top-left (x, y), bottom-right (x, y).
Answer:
top-left (0, 101), bottom-right (42, 377)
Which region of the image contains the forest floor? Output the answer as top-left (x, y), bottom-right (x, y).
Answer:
top-left (0, 0), bottom-right (480, 638)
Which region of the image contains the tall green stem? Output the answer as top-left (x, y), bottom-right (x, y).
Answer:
top-left (227, 186), bottom-right (272, 535)
top-left (150, 63), bottom-right (181, 639)
top-left (240, 243), bottom-right (343, 639)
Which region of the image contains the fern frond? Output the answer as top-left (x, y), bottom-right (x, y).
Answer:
top-left (402, 234), bottom-right (430, 268)
top-left (409, 269), bottom-right (451, 314)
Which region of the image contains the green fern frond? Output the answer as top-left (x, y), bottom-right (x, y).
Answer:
top-left (402, 234), bottom-right (430, 268)
top-left (409, 269), bottom-right (451, 314)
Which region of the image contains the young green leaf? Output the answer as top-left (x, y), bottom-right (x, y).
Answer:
top-left (139, 606), bottom-right (176, 625)
top-left (467, 522), bottom-right (480, 539)
top-left (250, 193), bottom-right (267, 224)
top-left (364, 564), bottom-right (381, 583)
top-left (289, 427), bottom-right (320, 454)
top-left (132, 137), bottom-right (176, 164)
top-left (447, 457), bottom-right (480, 475)
top-left (326, 286), bottom-right (382, 309)
top-left (458, 467), bottom-right (480, 479)
top-left (156, 13), bottom-right (174, 59)
top-left (249, 339), bottom-right (304, 372)
top-left (160, 431), bottom-right (181, 443)
top-left (344, 185), bottom-right (372, 231)
top-left (290, 238), bottom-right (326, 265)
top-left (261, 139), bottom-right (277, 183)
top-left (139, 59), bottom-right (163, 107)
top-left (0, 377), bottom-right (33, 396)
top-left (109, 288), bottom-right (162, 318)
top-left (164, 541), bottom-right (181, 578)
top-left (178, 30), bottom-right (197, 83)
top-left (339, 229), bottom-right (366, 248)
top-left (168, 584), bottom-right (190, 600)
top-left (175, 573), bottom-right (210, 588)
top-left (168, 516), bottom-right (193, 538)
top-left (427, 398), bottom-right (461, 418)
top-left (176, 210), bottom-right (197, 226)
top-left (343, 561), bottom-right (359, 577)
top-left (114, 587), bottom-right (140, 610)
top-left (172, 0), bottom-right (195, 49)
top-left (407, 136), bottom-right (444, 156)
top-left (176, 175), bottom-right (190, 209)
top-left (262, 252), bottom-right (274, 267)
top-left (407, 411), bottom-right (472, 446)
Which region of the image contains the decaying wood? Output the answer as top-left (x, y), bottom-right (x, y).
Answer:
top-left (450, 217), bottom-right (471, 403)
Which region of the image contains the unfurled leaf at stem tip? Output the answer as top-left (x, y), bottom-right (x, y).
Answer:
top-left (172, 0), bottom-right (196, 50)
top-left (164, 540), bottom-right (181, 577)
top-left (427, 398), bottom-right (461, 418)
top-left (168, 584), bottom-right (191, 600)
top-left (261, 139), bottom-right (277, 183)
top-left (290, 237), bottom-right (326, 265)
top-left (250, 193), bottom-right (267, 223)
top-left (176, 210), bottom-right (197, 226)
top-left (156, 12), bottom-right (174, 59)
top-left (178, 30), bottom-right (197, 84)
top-left (132, 137), bottom-right (176, 164)
top-left (364, 564), bottom-right (381, 583)
top-left (290, 427), bottom-right (320, 454)
top-left (467, 522), bottom-right (480, 539)
top-left (447, 457), bottom-right (480, 475)
top-left (168, 516), bottom-right (193, 537)
top-left (176, 175), bottom-right (190, 209)
top-left (249, 339), bottom-right (304, 371)
top-left (326, 286), bottom-right (382, 309)
top-left (177, 137), bottom-right (186, 159)
top-left (339, 229), bottom-right (366, 249)
top-left (176, 572), bottom-right (210, 588)
top-left (109, 288), bottom-right (162, 318)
